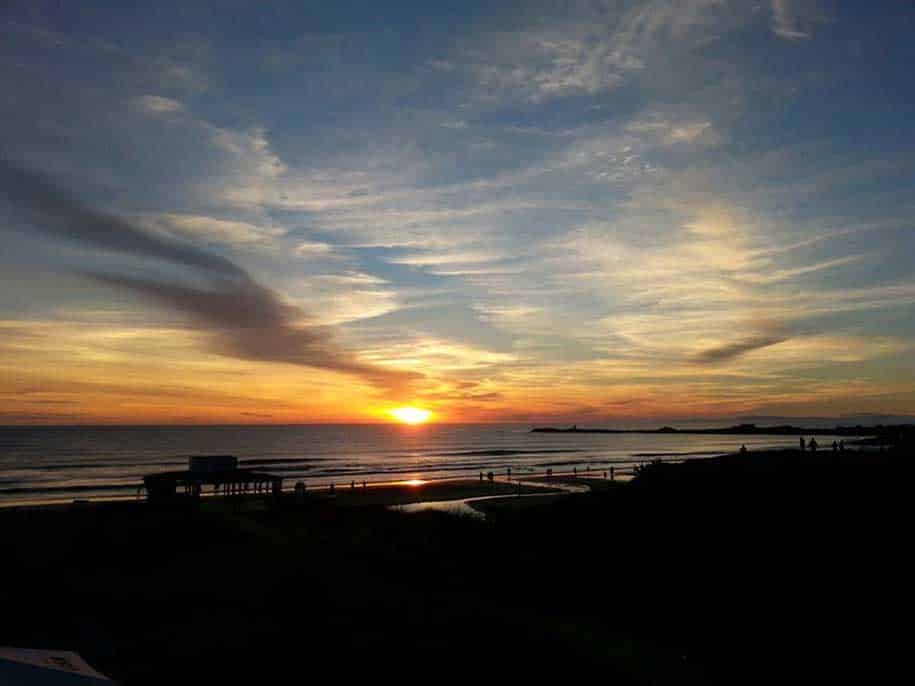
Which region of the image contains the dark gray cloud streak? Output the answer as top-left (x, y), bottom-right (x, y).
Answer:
top-left (693, 333), bottom-right (788, 364)
top-left (0, 161), bottom-right (242, 277)
top-left (0, 159), bottom-right (416, 388)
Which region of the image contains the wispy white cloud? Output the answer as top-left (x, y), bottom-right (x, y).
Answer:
top-left (131, 94), bottom-right (184, 114)
top-left (771, 0), bottom-right (810, 40)
top-left (449, 0), bottom-right (760, 103)
top-left (626, 114), bottom-right (716, 145)
top-left (739, 255), bottom-right (867, 285)
top-left (3, 1), bottom-right (910, 422)
top-left (426, 59), bottom-right (456, 72)
top-left (359, 336), bottom-right (517, 372)
top-left (468, 30), bottom-right (637, 102)
top-left (143, 213), bottom-right (285, 248)
top-left (287, 272), bottom-right (401, 326)
top-left (115, 88), bottom-right (913, 410)
top-left (294, 241), bottom-right (336, 258)
top-left (388, 250), bottom-right (506, 267)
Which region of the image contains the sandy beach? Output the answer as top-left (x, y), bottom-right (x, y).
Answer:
top-left (0, 475), bottom-right (570, 511)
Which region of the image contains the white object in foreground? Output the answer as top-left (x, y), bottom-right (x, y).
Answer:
top-left (0, 647), bottom-right (113, 683)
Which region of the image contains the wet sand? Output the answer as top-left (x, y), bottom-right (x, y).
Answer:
top-left (307, 477), bottom-right (561, 507)
top-left (1, 475), bottom-right (570, 512)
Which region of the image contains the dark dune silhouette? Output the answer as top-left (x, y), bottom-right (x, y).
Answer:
top-left (2, 439), bottom-right (910, 683)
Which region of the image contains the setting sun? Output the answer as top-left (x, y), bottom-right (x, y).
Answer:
top-left (388, 406), bottom-right (432, 425)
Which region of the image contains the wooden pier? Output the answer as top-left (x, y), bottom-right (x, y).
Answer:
top-left (143, 455), bottom-right (282, 502)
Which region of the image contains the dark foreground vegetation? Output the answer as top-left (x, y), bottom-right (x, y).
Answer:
top-left (2, 444), bottom-right (911, 684)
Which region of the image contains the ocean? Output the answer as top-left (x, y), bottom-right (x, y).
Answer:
top-left (0, 424), bottom-right (841, 506)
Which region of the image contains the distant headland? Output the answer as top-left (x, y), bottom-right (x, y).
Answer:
top-left (531, 423), bottom-right (915, 440)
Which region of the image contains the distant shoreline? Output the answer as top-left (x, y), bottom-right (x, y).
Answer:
top-left (531, 423), bottom-right (915, 437)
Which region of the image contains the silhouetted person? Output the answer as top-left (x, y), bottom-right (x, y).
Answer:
top-left (573, 467), bottom-right (577, 477)
top-left (800, 437), bottom-right (806, 452)
top-left (832, 440), bottom-right (838, 452)
top-left (839, 440), bottom-right (845, 451)
top-left (740, 444), bottom-right (748, 454)
top-left (507, 466), bottom-right (512, 478)
top-left (329, 482), bottom-right (335, 494)
top-left (351, 480), bottom-right (355, 489)
top-left (479, 471), bottom-right (483, 481)
top-left (809, 437), bottom-right (818, 452)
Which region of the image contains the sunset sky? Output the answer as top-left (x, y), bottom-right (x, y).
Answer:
top-left (1, 1), bottom-right (914, 424)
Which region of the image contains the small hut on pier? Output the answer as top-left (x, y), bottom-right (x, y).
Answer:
top-left (143, 455), bottom-right (282, 503)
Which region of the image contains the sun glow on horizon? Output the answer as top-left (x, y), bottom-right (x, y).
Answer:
top-left (388, 406), bottom-right (433, 425)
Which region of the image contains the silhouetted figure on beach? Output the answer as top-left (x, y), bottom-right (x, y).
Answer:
top-left (839, 440), bottom-right (845, 451)
top-left (800, 437), bottom-right (806, 452)
top-left (507, 466), bottom-right (512, 478)
top-left (832, 441), bottom-right (838, 452)
top-left (610, 466), bottom-right (615, 481)
top-left (809, 437), bottom-right (818, 452)
top-left (740, 444), bottom-right (748, 454)
top-left (479, 471), bottom-right (483, 481)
